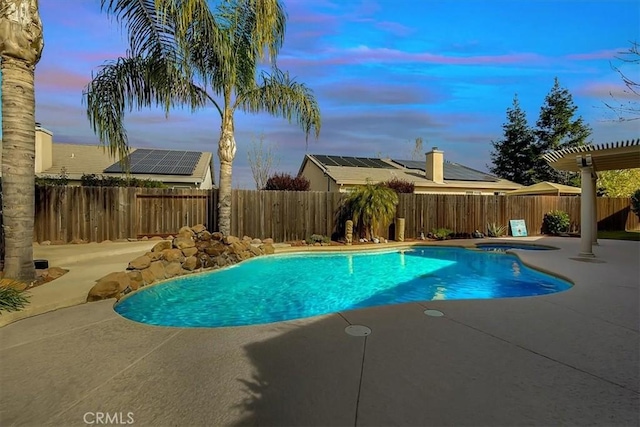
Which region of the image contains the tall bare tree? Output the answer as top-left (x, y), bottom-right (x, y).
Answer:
top-left (0, 0), bottom-right (44, 280)
top-left (606, 41), bottom-right (639, 121)
top-left (247, 133), bottom-right (279, 189)
top-left (411, 137), bottom-right (424, 160)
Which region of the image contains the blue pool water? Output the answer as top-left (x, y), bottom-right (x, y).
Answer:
top-left (475, 243), bottom-right (554, 252)
top-left (115, 247), bottom-right (571, 328)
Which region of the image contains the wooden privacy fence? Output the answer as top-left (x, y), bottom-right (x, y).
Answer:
top-left (33, 187), bottom-right (213, 243)
top-left (10, 187), bottom-right (637, 243)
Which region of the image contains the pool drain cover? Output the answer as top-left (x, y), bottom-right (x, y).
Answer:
top-left (345, 325), bottom-right (371, 336)
top-left (424, 309), bottom-right (444, 317)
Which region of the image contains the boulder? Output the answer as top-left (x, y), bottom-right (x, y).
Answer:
top-left (191, 224), bottom-right (207, 233)
top-left (162, 248), bottom-right (185, 263)
top-left (127, 255), bottom-right (151, 270)
top-left (141, 236), bottom-right (149, 241)
top-left (263, 238), bottom-right (274, 244)
top-left (70, 238), bottom-right (86, 244)
top-left (223, 235), bottom-right (240, 245)
top-left (87, 281), bottom-right (122, 302)
top-left (178, 226), bottom-right (195, 236)
top-left (164, 261), bottom-right (183, 278)
top-left (182, 247), bottom-right (198, 258)
top-left (140, 268), bottom-right (156, 285)
top-left (205, 242), bottom-right (226, 257)
top-left (196, 240), bottom-right (210, 251)
top-left (250, 238), bottom-right (262, 244)
top-left (149, 261), bottom-right (166, 281)
top-left (260, 243), bottom-right (275, 255)
top-left (183, 256), bottom-right (198, 271)
top-left (152, 240), bottom-right (172, 252)
top-left (99, 240), bottom-right (112, 244)
top-left (199, 230), bottom-right (212, 241)
top-left (211, 232), bottom-right (224, 241)
top-left (149, 236), bottom-right (163, 241)
top-left (242, 235), bottom-right (252, 242)
top-left (87, 271), bottom-right (130, 302)
top-left (43, 266), bottom-right (68, 280)
top-left (237, 251), bottom-right (251, 261)
top-left (41, 240), bottom-right (51, 245)
top-left (173, 236), bottom-right (196, 249)
top-left (248, 245), bottom-right (263, 257)
top-left (145, 251), bottom-right (164, 261)
top-left (229, 241), bottom-right (246, 254)
top-left (127, 270), bottom-right (143, 291)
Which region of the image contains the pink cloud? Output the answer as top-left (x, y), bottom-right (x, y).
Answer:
top-left (281, 46), bottom-right (546, 68)
top-left (375, 21), bottom-right (415, 37)
top-left (566, 49), bottom-right (621, 60)
top-left (36, 66), bottom-right (91, 92)
top-left (576, 81), bottom-right (638, 100)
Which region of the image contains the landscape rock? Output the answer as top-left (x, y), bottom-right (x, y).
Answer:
top-left (149, 236), bottom-right (163, 241)
top-left (140, 268), bottom-right (156, 285)
top-left (99, 240), bottom-right (112, 244)
top-left (128, 255), bottom-right (151, 270)
top-left (223, 235), bottom-right (240, 244)
top-left (152, 240), bottom-right (172, 252)
top-left (199, 231), bottom-right (212, 241)
top-left (173, 236), bottom-right (196, 249)
top-left (163, 248), bottom-right (185, 263)
top-left (164, 261), bottom-right (183, 278)
top-left (205, 242), bottom-right (226, 257)
top-left (87, 272), bottom-right (131, 301)
top-left (145, 251), bottom-right (163, 261)
top-left (250, 238), bottom-right (262, 244)
top-left (211, 232), bottom-right (224, 241)
top-left (248, 245), bottom-right (263, 257)
top-left (127, 271), bottom-right (143, 291)
top-left (181, 247), bottom-right (198, 258)
top-left (70, 238), bottom-right (87, 244)
top-left (260, 243), bottom-right (275, 254)
top-left (43, 266), bottom-right (68, 281)
top-left (40, 240), bottom-right (51, 245)
top-left (263, 238), bottom-right (274, 244)
top-left (183, 256), bottom-right (198, 271)
top-left (149, 261), bottom-right (166, 281)
top-left (141, 236), bottom-right (149, 241)
top-left (191, 224), bottom-right (206, 233)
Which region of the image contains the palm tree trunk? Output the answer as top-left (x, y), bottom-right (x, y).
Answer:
top-left (1, 57), bottom-right (37, 281)
top-left (217, 110), bottom-right (236, 236)
top-left (1, 0), bottom-right (44, 281)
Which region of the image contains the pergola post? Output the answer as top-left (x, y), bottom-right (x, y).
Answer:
top-left (591, 175), bottom-right (598, 245)
top-left (579, 156), bottom-right (594, 257)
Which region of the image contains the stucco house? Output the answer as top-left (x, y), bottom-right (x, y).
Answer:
top-left (0, 125), bottom-right (215, 189)
top-left (298, 148), bottom-right (521, 195)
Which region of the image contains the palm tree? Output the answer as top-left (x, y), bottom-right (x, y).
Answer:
top-left (0, 0), bottom-right (44, 281)
top-left (342, 182), bottom-right (399, 240)
top-left (85, 0), bottom-right (321, 236)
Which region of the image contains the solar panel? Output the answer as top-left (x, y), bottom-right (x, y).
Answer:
top-left (104, 149), bottom-right (202, 176)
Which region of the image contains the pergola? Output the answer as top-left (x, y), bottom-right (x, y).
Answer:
top-left (543, 139), bottom-right (640, 257)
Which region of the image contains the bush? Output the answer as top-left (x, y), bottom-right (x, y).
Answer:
top-left (384, 178), bottom-right (414, 193)
top-left (487, 222), bottom-right (507, 237)
top-left (305, 234), bottom-right (331, 245)
top-left (264, 173), bottom-right (310, 191)
top-left (631, 189), bottom-right (640, 220)
top-left (431, 227), bottom-right (453, 240)
top-left (0, 283), bottom-right (30, 314)
top-left (543, 210), bottom-right (570, 235)
top-left (80, 174), bottom-right (167, 188)
top-left (35, 167), bottom-right (69, 186)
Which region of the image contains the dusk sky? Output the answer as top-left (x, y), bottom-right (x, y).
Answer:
top-left (9, 0), bottom-right (640, 188)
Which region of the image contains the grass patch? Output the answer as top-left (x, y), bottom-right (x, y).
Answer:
top-left (597, 230), bottom-right (640, 241)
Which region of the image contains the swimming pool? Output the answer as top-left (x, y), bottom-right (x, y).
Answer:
top-left (475, 243), bottom-right (555, 252)
top-left (115, 247), bottom-right (571, 328)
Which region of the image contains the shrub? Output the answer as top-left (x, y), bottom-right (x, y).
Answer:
top-left (338, 182), bottom-right (398, 239)
top-left (264, 173), bottom-right (310, 191)
top-left (305, 234), bottom-right (331, 245)
top-left (487, 222), bottom-right (507, 237)
top-left (542, 210), bottom-right (570, 235)
top-left (631, 189), bottom-right (640, 220)
top-left (384, 178), bottom-right (414, 193)
top-left (0, 282), bottom-right (30, 314)
top-left (35, 167), bottom-right (69, 186)
top-left (80, 174), bottom-right (167, 188)
top-left (431, 228), bottom-right (453, 240)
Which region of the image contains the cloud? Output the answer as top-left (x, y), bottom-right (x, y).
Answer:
top-left (577, 81), bottom-right (638, 100)
top-left (36, 66), bottom-right (91, 92)
top-left (566, 49), bottom-right (622, 61)
top-left (321, 80), bottom-right (448, 106)
top-left (374, 21), bottom-right (415, 37)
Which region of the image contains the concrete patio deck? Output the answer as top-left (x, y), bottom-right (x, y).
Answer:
top-left (0, 237), bottom-right (638, 426)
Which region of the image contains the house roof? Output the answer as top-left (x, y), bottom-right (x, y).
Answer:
top-left (543, 139), bottom-right (640, 172)
top-left (41, 143), bottom-right (213, 184)
top-left (300, 154), bottom-right (521, 190)
top-left (506, 181), bottom-right (581, 196)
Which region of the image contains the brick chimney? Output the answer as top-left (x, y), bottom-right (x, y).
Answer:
top-left (35, 124), bottom-right (53, 173)
top-left (425, 147), bottom-right (444, 184)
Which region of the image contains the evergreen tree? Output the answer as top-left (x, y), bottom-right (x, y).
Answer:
top-left (532, 77), bottom-right (592, 184)
top-left (489, 95), bottom-right (537, 185)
